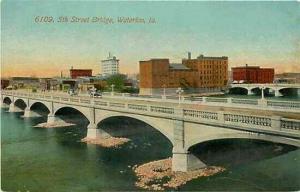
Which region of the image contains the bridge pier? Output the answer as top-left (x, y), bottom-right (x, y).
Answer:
top-left (23, 107), bottom-right (40, 118)
top-left (247, 89), bottom-right (254, 95)
top-left (47, 114), bottom-right (59, 124)
top-left (172, 148), bottom-right (207, 172)
top-left (275, 90), bottom-right (283, 97)
top-left (86, 123), bottom-right (112, 139)
top-left (8, 103), bottom-right (23, 112)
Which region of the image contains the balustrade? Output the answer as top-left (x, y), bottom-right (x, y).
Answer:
top-left (267, 100), bottom-right (300, 109)
top-left (224, 114), bottom-right (271, 127)
top-left (128, 104), bottom-right (147, 111)
top-left (205, 97), bottom-right (228, 103)
top-left (150, 106), bottom-right (174, 114)
top-left (231, 99), bottom-right (258, 105)
top-left (281, 118), bottom-right (300, 131)
top-left (79, 99), bottom-right (91, 104)
top-left (109, 102), bottom-right (125, 108)
top-left (183, 109), bottom-right (218, 120)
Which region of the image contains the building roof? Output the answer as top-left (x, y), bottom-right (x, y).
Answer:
top-left (169, 63), bottom-right (191, 70)
top-left (196, 54), bottom-right (228, 60)
top-left (70, 69), bottom-right (92, 71)
top-left (232, 66), bottom-right (260, 69)
top-left (10, 77), bottom-right (39, 81)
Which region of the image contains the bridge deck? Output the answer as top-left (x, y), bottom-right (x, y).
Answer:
top-left (102, 97), bottom-right (300, 120)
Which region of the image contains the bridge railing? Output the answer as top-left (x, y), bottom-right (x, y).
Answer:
top-left (281, 118), bottom-right (300, 131)
top-left (266, 100), bottom-right (300, 110)
top-left (3, 90), bottom-right (300, 111)
top-left (3, 91), bottom-right (300, 131)
top-left (2, 90), bottom-right (300, 133)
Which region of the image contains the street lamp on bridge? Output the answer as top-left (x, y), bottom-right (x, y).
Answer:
top-left (162, 84), bottom-right (166, 99)
top-left (176, 87), bottom-right (184, 105)
top-left (111, 84), bottom-right (115, 96)
top-left (261, 86), bottom-right (265, 100)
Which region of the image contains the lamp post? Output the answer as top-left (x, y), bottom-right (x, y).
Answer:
top-left (91, 87), bottom-right (96, 98)
top-left (261, 86), bottom-right (265, 100)
top-left (111, 84), bottom-right (115, 96)
top-left (176, 87), bottom-right (184, 104)
top-left (162, 84), bottom-right (166, 99)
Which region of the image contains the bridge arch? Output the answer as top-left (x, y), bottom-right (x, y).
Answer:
top-left (186, 132), bottom-right (300, 150)
top-left (29, 102), bottom-right (51, 115)
top-left (53, 106), bottom-right (91, 124)
top-left (229, 87), bottom-right (249, 95)
top-left (14, 98), bottom-right (27, 110)
top-left (95, 113), bottom-right (174, 146)
top-left (277, 87), bottom-right (299, 96)
top-left (3, 97), bottom-right (12, 105)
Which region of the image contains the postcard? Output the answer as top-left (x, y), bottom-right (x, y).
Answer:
top-left (1, 1), bottom-right (300, 191)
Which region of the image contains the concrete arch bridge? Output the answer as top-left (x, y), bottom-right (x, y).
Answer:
top-left (2, 91), bottom-right (300, 172)
top-left (230, 83), bottom-right (300, 97)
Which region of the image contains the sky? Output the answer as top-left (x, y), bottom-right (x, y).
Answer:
top-left (1, 1), bottom-right (300, 78)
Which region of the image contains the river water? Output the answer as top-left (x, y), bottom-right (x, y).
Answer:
top-left (1, 108), bottom-right (300, 191)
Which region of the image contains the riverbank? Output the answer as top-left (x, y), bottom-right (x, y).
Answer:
top-left (81, 137), bottom-right (130, 148)
top-left (34, 121), bottom-right (75, 128)
top-left (134, 158), bottom-right (225, 191)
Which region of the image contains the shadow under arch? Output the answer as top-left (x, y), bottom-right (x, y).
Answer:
top-left (3, 97), bottom-right (12, 105)
top-left (229, 87), bottom-right (248, 95)
top-left (95, 115), bottom-right (173, 165)
top-left (96, 115), bottom-right (173, 146)
top-left (54, 106), bottom-right (90, 125)
top-left (30, 102), bottom-right (51, 116)
top-left (187, 137), bottom-right (298, 168)
top-left (277, 87), bottom-right (299, 97)
top-left (14, 99), bottom-right (27, 110)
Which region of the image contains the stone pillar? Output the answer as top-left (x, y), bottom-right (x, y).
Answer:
top-left (275, 90), bottom-right (283, 97)
top-left (173, 119), bottom-right (184, 149)
top-left (86, 123), bottom-right (98, 139)
top-left (271, 116), bottom-right (281, 130)
top-left (247, 89), bottom-right (254, 95)
top-left (47, 114), bottom-right (58, 124)
top-left (23, 107), bottom-right (40, 118)
top-left (172, 147), bottom-right (207, 172)
top-left (8, 103), bottom-right (22, 112)
top-left (217, 111), bottom-right (224, 123)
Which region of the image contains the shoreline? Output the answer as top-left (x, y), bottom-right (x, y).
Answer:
top-left (81, 137), bottom-right (130, 148)
top-left (34, 121), bottom-right (76, 128)
top-left (133, 158), bottom-right (225, 191)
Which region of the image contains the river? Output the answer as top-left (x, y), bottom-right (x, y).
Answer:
top-left (1, 108), bottom-right (300, 191)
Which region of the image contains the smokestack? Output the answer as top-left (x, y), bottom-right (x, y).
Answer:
top-left (188, 52), bottom-right (191, 60)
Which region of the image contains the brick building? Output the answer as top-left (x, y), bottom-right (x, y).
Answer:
top-left (139, 54), bottom-right (228, 95)
top-left (70, 68), bottom-right (92, 79)
top-left (232, 65), bottom-right (274, 84)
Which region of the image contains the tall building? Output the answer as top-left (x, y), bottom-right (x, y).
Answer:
top-left (101, 53), bottom-right (119, 76)
top-left (232, 65), bottom-right (274, 84)
top-left (139, 53), bottom-right (228, 95)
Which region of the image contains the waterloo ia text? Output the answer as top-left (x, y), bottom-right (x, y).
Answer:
top-left (34, 16), bottom-right (156, 24)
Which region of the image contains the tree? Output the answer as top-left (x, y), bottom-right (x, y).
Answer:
top-left (105, 74), bottom-right (127, 92)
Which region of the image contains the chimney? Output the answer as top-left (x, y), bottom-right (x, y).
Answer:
top-left (188, 52), bottom-right (191, 60)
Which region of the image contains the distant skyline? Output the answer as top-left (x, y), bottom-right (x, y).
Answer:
top-left (2, 1), bottom-right (300, 78)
